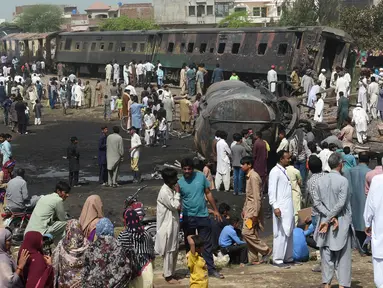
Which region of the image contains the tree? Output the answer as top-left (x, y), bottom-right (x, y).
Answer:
top-left (217, 11), bottom-right (256, 28)
top-left (16, 5), bottom-right (64, 33)
top-left (99, 16), bottom-right (159, 31)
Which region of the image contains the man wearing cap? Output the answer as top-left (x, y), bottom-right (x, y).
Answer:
top-left (319, 69), bottom-right (327, 99)
top-left (352, 103), bottom-right (369, 144)
top-left (267, 65), bottom-right (278, 94)
top-left (129, 126), bottom-right (142, 183)
top-left (314, 92), bottom-right (324, 123)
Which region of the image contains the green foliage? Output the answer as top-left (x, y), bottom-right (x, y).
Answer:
top-left (100, 16), bottom-right (159, 31)
top-left (16, 5), bottom-right (64, 33)
top-left (217, 11), bottom-right (256, 28)
top-left (279, 0), bottom-right (317, 26)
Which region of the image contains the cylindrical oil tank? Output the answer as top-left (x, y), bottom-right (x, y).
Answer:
top-left (194, 80), bottom-right (299, 159)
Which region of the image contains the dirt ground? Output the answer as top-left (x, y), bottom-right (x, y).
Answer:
top-left (0, 76), bottom-right (376, 287)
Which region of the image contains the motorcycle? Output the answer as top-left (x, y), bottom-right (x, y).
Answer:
top-left (124, 185), bottom-right (184, 245)
top-left (1, 207), bottom-right (32, 246)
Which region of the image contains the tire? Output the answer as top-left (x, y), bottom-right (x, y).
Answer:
top-left (145, 224), bottom-right (157, 243)
top-left (8, 217), bottom-right (27, 245)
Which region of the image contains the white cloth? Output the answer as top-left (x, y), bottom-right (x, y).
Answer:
top-left (344, 73), bottom-right (352, 93)
top-left (314, 98), bottom-right (324, 122)
top-left (144, 62), bottom-right (155, 72)
top-left (155, 184), bottom-right (180, 256)
top-left (74, 85), bottom-right (84, 106)
top-left (105, 64), bottom-right (113, 78)
top-left (123, 65), bottom-right (129, 85)
top-left (113, 63), bottom-right (120, 81)
top-left (272, 225), bottom-right (293, 264)
top-left (215, 172), bottom-right (230, 192)
top-left (14, 75), bottom-right (24, 84)
top-left (319, 73), bottom-right (327, 89)
top-left (68, 74), bottom-right (76, 82)
top-left (364, 174), bottom-right (383, 259)
top-left (276, 138), bottom-right (289, 153)
top-left (159, 118), bottom-right (167, 132)
top-left (125, 85), bottom-right (136, 96)
top-left (267, 69), bottom-right (278, 93)
top-left (216, 139), bottom-right (231, 174)
top-left (373, 258), bottom-right (383, 288)
top-left (31, 75), bottom-right (41, 85)
top-left (130, 133), bottom-right (141, 158)
top-left (358, 78), bottom-right (368, 111)
top-left (268, 164), bottom-right (294, 238)
top-left (318, 149), bottom-right (333, 173)
top-left (368, 82), bottom-right (379, 119)
top-left (352, 107), bottom-right (369, 133)
top-left (2, 66), bottom-right (8, 77)
top-left (136, 63), bottom-right (144, 75)
top-left (330, 71), bottom-right (337, 88)
top-left (307, 84), bottom-right (320, 107)
top-left (336, 77), bottom-right (349, 103)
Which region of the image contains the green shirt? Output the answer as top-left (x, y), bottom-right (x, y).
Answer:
top-left (25, 193), bottom-right (67, 235)
top-left (230, 75), bottom-right (239, 80)
top-left (116, 98), bottom-right (123, 109)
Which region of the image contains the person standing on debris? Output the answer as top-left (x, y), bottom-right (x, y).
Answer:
top-left (267, 65), bottom-right (278, 94)
top-left (98, 126), bottom-right (108, 186)
top-left (290, 66), bottom-right (300, 91)
top-left (211, 63), bottom-right (224, 84)
top-left (344, 152), bottom-right (370, 255)
top-left (352, 103), bottom-right (369, 144)
top-left (337, 91), bottom-right (349, 129)
top-left (319, 69), bottom-right (327, 97)
top-left (301, 69), bottom-right (314, 102)
top-left (368, 76), bottom-right (379, 119)
top-left (307, 80), bottom-right (321, 108)
top-left (340, 117), bottom-right (354, 151)
top-left (358, 76), bottom-right (368, 111)
top-left (105, 62), bottom-right (113, 86)
top-left (178, 157), bottom-right (224, 279)
top-left (314, 93), bottom-right (324, 123)
top-left (364, 173), bottom-right (383, 288)
top-left (314, 153), bottom-right (352, 288)
top-left (67, 136), bottom-right (80, 187)
top-left (241, 156), bottom-right (272, 264)
top-left (268, 150), bottom-right (294, 268)
top-left (155, 168), bottom-right (181, 284)
top-left (336, 72), bottom-right (349, 105)
top-left (106, 126), bottom-right (124, 188)
top-left (215, 131), bottom-right (231, 193)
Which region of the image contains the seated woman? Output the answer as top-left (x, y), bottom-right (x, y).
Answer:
top-left (79, 195), bottom-right (104, 242)
top-left (118, 209), bottom-right (155, 288)
top-left (18, 231), bottom-right (54, 288)
top-left (82, 218), bottom-right (131, 287)
top-left (0, 228), bottom-right (30, 287)
top-left (53, 219), bottom-right (89, 287)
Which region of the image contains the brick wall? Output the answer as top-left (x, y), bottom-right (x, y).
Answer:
top-left (119, 4), bottom-right (154, 19)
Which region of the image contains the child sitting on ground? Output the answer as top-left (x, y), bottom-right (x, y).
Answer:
top-left (187, 235), bottom-right (208, 288)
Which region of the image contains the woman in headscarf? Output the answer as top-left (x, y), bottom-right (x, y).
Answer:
top-left (0, 228), bottom-right (30, 287)
top-left (82, 218), bottom-right (131, 287)
top-left (52, 219), bottom-right (89, 288)
top-left (118, 209), bottom-right (155, 288)
top-left (79, 195), bottom-right (104, 242)
top-left (18, 231), bottom-right (54, 288)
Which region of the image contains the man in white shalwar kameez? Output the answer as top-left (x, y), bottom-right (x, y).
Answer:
top-left (319, 69), bottom-right (327, 99)
top-left (215, 132), bottom-right (232, 192)
top-left (267, 65), bottom-right (278, 94)
top-left (268, 150), bottom-right (294, 268)
top-left (155, 168), bottom-right (181, 284)
top-left (364, 174), bottom-right (383, 288)
top-left (123, 63), bottom-right (129, 85)
top-left (113, 62), bottom-right (120, 83)
top-left (105, 63), bottom-right (113, 86)
top-left (314, 93), bottom-right (324, 123)
top-left (358, 77), bottom-right (368, 111)
top-left (307, 81), bottom-right (321, 108)
top-left (336, 73), bottom-right (349, 106)
top-left (368, 77), bottom-right (379, 119)
top-left (352, 103), bottom-right (369, 144)
top-left (74, 81), bottom-right (84, 108)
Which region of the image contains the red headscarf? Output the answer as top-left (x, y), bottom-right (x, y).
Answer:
top-left (19, 232), bottom-right (53, 288)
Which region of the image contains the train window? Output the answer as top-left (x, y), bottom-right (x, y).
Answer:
top-left (232, 43), bottom-right (240, 54)
top-left (99, 43), bottom-right (105, 51)
top-left (199, 43), bottom-right (207, 53)
top-left (258, 43), bottom-right (267, 55)
top-left (64, 38), bottom-right (72, 50)
top-left (119, 43), bottom-right (126, 52)
top-left (295, 32), bottom-right (302, 49)
top-left (83, 42), bottom-right (88, 51)
top-left (187, 43), bottom-right (194, 53)
top-left (277, 43), bottom-right (288, 56)
top-left (91, 43), bottom-right (96, 51)
top-left (132, 43), bottom-right (138, 52)
top-left (75, 42), bottom-right (81, 50)
top-left (59, 41), bottom-right (64, 51)
top-left (107, 43), bottom-right (114, 51)
top-left (181, 43), bottom-right (186, 52)
top-left (210, 47), bottom-right (214, 53)
top-left (140, 43), bottom-right (145, 52)
top-left (218, 43), bottom-right (226, 54)
top-left (167, 42), bottom-right (174, 53)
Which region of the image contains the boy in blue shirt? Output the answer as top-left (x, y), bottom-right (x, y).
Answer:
top-left (342, 146), bottom-right (356, 172)
top-left (219, 217), bottom-right (248, 265)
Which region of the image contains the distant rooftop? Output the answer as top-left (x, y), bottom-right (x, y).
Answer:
top-left (86, 2), bottom-right (111, 11)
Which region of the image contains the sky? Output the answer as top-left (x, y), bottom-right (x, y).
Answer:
top-left (0, 0), bottom-right (152, 20)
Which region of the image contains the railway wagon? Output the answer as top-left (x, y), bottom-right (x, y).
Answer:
top-left (154, 26), bottom-right (354, 83)
top-left (56, 31), bottom-right (158, 75)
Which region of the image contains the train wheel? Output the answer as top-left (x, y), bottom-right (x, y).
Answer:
top-left (277, 96), bottom-right (299, 138)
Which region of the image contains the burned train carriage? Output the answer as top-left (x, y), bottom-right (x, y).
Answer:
top-left (53, 26), bottom-right (352, 81)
